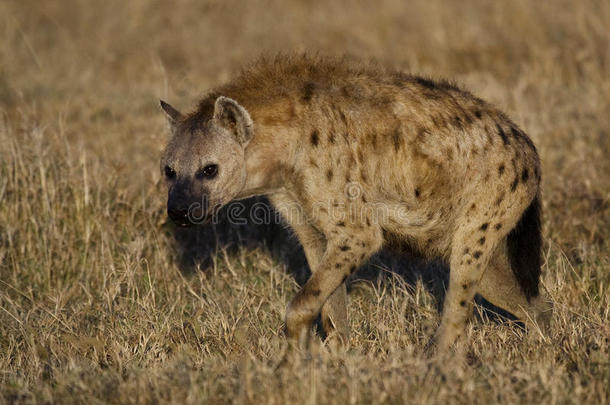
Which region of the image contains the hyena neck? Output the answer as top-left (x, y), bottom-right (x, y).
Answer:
top-left (235, 123), bottom-right (297, 200)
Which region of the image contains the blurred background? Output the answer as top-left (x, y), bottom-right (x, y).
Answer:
top-left (1, 0), bottom-right (607, 253)
top-left (0, 1), bottom-right (608, 403)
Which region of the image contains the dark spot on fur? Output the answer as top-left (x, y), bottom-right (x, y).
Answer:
top-left (350, 265), bottom-right (357, 273)
top-left (302, 82), bottom-right (315, 102)
top-left (511, 176), bottom-right (519, 192)
top-left (470, 203), bottom-right (476, 211)
top-left (415, 188), bottom-right (421, 198)
top-left (495, 192), bottom-right (505, 206)
top-left (480, 223), bottom-right (489, 231)
top-left (460, 300), bottom-right (466, 307)
top-left (474, 110), bottom-right (482, 119)
top-left (478, 237), bottom-right (486, 245)
top-left (335, 263), bottom-right (342, 269)
top-left (328, 132), bottom-right (335, 144)
top-left (473, 251), bottom-right (482, 259)
top-left (341, 275), bottom-right (348, 283)
top-left (348, 152), bottom-right (355, 166)
top-left (462, 283), bottom-right (469, 290)
top-left (521, 168), bottom-right (529, 182)
top-left (392, 129), bottom-right (401, 152)
top-left (414, 77), bottom-right (437, 89)
top-left (326, 169), bottom-right (333, 182)
top-left (445, 147), bottom-right (454, 160)
top-left (334, 110), bottom-right (346, 127)
top-left (366, 217), bottom-right (371, 226)
top-left (337, 221), bottom-right (345, 227)
top-left (417, 127), bottom-right (430, 138)
top-left (496, 124), bottom-right (509, 145)
top-left (370, 132), bottom-right (378, 149)
top-left (431, 115), bottom-right (443, 129)
top-left (311, 289), bottom-right (321, 297)
top-left (495, 223), bottom-right (502, 230)
top-left (463, 248), bottom-right (470, 255)
top-left (466, 259), bottom-right (472, 265)
top-left (310, 130), bottom-right (319, 147)
top-left (339, 245), bottom-right (350, 252)
top-left (453, 115), bottom-right (464, 130)
top-left (498, 164), bottom-right (505, 176)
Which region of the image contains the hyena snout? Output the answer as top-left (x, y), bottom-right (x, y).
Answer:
top-left (167, 190), bottom-right (210, 227)
top-left (167, 200), bottom-right (190, 227)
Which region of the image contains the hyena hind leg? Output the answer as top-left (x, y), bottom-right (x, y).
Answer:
top-left (433, 194), bottom-right (540, 353)
top-left (478, 242), bottom-right (553, 338)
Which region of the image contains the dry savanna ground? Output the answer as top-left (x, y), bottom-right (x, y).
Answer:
top-left (0, 1), bottom-right (609, 403)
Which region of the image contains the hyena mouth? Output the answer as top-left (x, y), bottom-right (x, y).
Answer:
top-left (167, 196), bottom-right (213, 227)
top-left (167, 208), bottom-right (195, 227)
top-left (167, 206), bottom-right (216, 227)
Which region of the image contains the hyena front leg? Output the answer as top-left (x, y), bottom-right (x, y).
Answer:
top-left (285, 228), bottom-right (382, 350)
top-left (271, 195), bottom-right (349, 344)
top-left (287, 220), bottom-right (350, 344)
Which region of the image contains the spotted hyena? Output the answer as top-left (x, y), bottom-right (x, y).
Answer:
top-left (159, 55), bottom-right (552, 354)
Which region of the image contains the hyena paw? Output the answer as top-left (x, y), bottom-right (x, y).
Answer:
top-left (323, 329), bottom-right (350, 352)
top-left (429, 324), bottom-right (465, 355)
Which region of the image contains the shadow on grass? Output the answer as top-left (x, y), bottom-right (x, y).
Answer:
top-left (168, 197), bottom-right (518, 329)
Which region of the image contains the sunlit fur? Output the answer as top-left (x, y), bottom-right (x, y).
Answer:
top-left (161, 54), bottom-right (552, 353)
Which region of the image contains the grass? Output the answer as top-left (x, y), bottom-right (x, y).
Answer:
top-left (0, 0), bottom-right (608, 403)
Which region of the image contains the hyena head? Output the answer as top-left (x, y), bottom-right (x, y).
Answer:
top-left (159, 96), bottom-right (253, 227)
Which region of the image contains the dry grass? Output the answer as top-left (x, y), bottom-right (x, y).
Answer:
top-left (0, 0), bottom-right (609, 403)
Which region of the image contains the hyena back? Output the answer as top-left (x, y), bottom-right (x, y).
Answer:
top-left (160, 55), bottom-right (552, 353)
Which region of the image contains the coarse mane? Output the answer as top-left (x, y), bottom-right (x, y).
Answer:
top-left (180, 53), bottom-right (465, 130)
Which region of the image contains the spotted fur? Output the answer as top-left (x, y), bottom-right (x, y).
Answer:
top-left (159, 55), bottom-right (552, 355)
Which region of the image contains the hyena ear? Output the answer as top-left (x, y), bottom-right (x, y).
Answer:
top-left (213, 96), bottom-right (253, 146)
top-left (160, 100), bottom-right (183, 130)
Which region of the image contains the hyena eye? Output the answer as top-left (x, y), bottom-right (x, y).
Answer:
top-left (196, 164), bottom-right (218, 180)
top-left (164, 165), bottom-right (176, 179)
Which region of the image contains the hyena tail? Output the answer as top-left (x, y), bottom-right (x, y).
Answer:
top-left (507, 195), bottom-right (542, 301)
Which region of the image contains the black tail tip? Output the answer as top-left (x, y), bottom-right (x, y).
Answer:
top-left (507, 196), bottom-right (542, 301)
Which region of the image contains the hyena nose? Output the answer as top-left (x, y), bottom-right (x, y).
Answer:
top-left (167, 205), bottom-right (191, 227)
